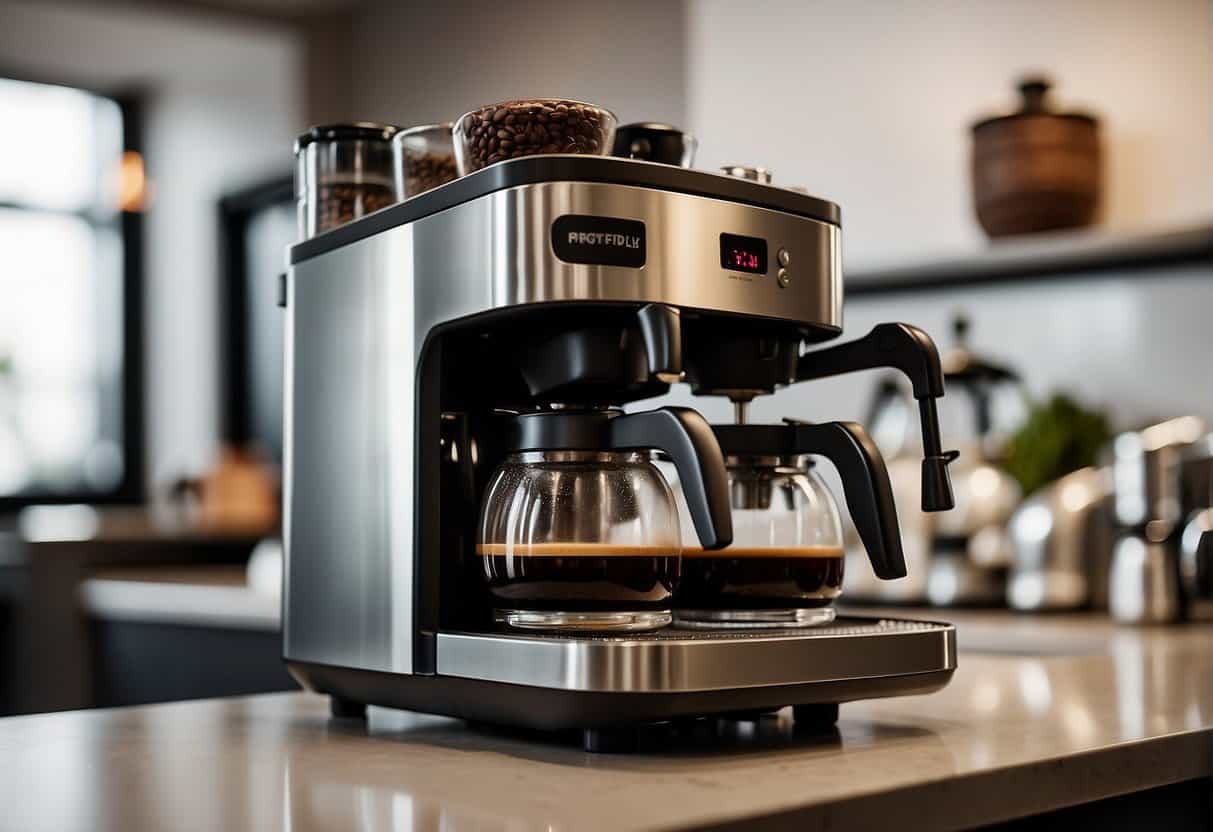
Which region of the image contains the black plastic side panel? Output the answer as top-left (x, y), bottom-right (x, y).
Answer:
top-left (290, 156), bottom-right (840, 265)
top-left (287, 660), bottom-right (954, 731)
top-left (412, 336), bottom-right (443, 674)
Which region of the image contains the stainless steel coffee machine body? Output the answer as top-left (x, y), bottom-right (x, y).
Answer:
top-left (282, 157), bottom-right (955, 740)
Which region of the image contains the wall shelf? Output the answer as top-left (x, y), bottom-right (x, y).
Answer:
top-left (847, 224), bottom-right (1213, 296)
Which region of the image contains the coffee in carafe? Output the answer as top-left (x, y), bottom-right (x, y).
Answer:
top-left (478, 450), bottom-right (682, 631)
top-left (479, 542), bottom-right (679, 613)
top-left (677, 545), bottom-right (845, 612)
top-left (675, 457), bottom-right (847, 626)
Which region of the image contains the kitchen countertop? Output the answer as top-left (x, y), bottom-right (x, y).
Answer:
top-left (2, 610), bottom-right (1212, 831)
top-left (80, 564), bottom-right (280, 630)
top-left (0, 513), bottom-right (273, 715)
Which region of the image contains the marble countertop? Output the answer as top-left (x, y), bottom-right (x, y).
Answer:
top-left (2, 610), bottom-right (1212, 831)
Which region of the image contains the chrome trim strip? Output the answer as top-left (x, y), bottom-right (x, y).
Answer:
top-left (435, 618), bottom-right (957, 693)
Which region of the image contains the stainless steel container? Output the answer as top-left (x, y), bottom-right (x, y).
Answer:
top-left (1007, 467), bottom-right (1114, 611)
top-left (1108, 417), bottom-right (1205, 624)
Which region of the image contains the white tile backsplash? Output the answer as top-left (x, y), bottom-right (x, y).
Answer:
top-left (655, 265), bottom-right (1213, 434)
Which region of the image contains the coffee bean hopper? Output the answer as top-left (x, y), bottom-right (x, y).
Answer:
top-left (282, 152), bottom-right (959, 752)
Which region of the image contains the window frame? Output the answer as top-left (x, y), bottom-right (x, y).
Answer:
top-left (0, 70), bottom-right (145, 511)
top-left (218, 173), bottom-right (293, 459)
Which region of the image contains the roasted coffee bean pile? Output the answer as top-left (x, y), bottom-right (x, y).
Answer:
top-left (315, 182), bottom-right (396, 233)
top-left (456, 100), bottom-right (613, 172)
top-left (401, 151), bottom-right (458, 196)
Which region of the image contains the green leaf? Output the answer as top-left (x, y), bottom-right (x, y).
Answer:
top-left (1002, 393), bottom-right (1111, 496)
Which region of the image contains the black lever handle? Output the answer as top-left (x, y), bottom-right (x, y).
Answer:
top-left (786, 420), bottom-right (907, 580)
top-left (636, 303), bottom-right (683, 382)
top-left (797, 322), bottom-right (957, 512)
top-left (609, 407), bottom-right (733, 549)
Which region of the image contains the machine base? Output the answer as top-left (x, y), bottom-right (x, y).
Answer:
top-left (292, 660), bottom-right (950, 729)
top-left (286, 616), bottom-right (955, 751)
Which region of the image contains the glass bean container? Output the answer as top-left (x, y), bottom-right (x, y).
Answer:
top-left (294, 122), bottom-right (400, 239)
top-left (477, 450), bottom-right (680, 632)
top-left (453, 98), bottom-right (617, 175)
top-left (675, 455), bottom-right (846, 627)
top-left (393, 123), bottom-right (458, 198)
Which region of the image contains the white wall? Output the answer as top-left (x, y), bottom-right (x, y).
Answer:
top-left (0, 1), bottom-right (303, 489)
top-left (670, 0), bottom-right (1213, 436)
top-left (685, 0), bottom-right (1213, 270)
top-left (742, 269), bottom-right (1213, 431)
top-left (350, 0), bottom-right (687, 130)
top-left (3, 0), bottom-right (1209, 491)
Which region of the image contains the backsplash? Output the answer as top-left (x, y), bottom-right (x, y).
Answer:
top-left (658, 264), bottom-right (1213, 433)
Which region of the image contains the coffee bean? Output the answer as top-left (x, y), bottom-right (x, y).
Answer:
top-left (455, 99), bottom-right (614, 172)
top-left (400, 150), bottom-right (458, 197)
top-left (315, 182), bottom-right (396, 232)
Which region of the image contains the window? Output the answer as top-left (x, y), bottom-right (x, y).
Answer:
top-left (220, 175), bottom-right (294, 466)
top-left (0, 77), bottom-right (142, 506)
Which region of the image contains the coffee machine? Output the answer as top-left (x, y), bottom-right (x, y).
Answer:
top-left (282, 155), bottom-right (958, 751)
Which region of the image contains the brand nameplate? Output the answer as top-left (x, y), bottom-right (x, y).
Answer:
top-left (551, 215), bottom-right (646, 268)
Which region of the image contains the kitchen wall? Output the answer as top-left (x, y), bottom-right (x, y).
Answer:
top-left (684, 0), bottom-right (1213, 270)
top-left (668, 0), bottom-right (1213, 433)
top-left (0, 1), bottom-right (304, 488)
top-left (2, 0), bottom-right (1209, 495)
top-left (657, 266), bottom-right (1213, 435)
top-left (348, 0), bottom-right (687, 130)
top-left (357, 0), bottom-right (1213, 434)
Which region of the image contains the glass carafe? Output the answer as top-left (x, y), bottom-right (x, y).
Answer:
top-left (677, 456), bottom-right (845, 627)
top-left (478, 450), bottom-right (681, 632)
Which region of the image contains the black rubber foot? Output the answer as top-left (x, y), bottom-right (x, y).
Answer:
top-left (793, 703), bottom-right (839, 731)
top-left (330, 696), bottom-right (367, 719)
top-left (582, 726), bottom-right (639, 753)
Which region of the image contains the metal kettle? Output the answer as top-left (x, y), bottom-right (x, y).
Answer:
top-left (1180, 434), bottom-right (1213, 619)
top-left (1107, 417), bottom-right (1206, 624)
top-left (1006, 466), bottom-right (1115, 611)
top-left (1185, 520), bottom-right (1213, 619)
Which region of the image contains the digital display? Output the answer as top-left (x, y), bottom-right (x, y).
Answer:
top-left (720, 233), bottom-right (768, 275)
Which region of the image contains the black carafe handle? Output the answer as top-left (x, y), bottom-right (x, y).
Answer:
top-left (786, 419), bottom-right (907, 580)
top-left (608, 407), bottom-right (733, 550)
top-left (796, 322), bottom-right (958, 512)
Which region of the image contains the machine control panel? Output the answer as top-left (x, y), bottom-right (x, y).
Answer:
top-left (720, 233), bottom-right (769, 275)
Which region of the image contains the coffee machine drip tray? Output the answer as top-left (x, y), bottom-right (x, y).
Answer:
top-left (436, 616), bottom-right (955, 693)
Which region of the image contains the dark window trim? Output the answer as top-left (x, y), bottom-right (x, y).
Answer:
top-left (0, 73), bottom-right (145, 511)
top-left (218, 174), bottom-right (294, 447)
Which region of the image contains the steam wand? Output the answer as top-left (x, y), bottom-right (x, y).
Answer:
top-left (795, 323), bottom-right (958, 512)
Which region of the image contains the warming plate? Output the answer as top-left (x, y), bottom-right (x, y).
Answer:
top-left (435, 615), bottom-right (956, 693)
